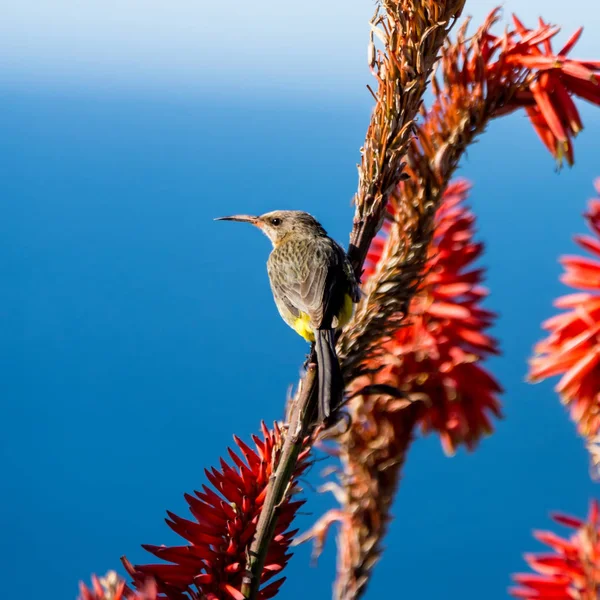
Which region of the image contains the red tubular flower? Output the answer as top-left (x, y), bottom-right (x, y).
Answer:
top-left (510, 501), bottom-right (600, 599)
top-left (508, 14), bottom-right (598, 165)
top-left (79, 572), bottom-right (157, 600)
top-left (434, 9), bottom-right (600, 166)
top-left (529, 180), bottom-right (600, 459)
top-left (504, 16), bottom-right (600, 166)
top-left (123, 423), bottom-right (310, 600)
top-left (362, 179), bottom-right (502, 455)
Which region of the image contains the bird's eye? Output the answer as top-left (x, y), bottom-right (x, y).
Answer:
top-left (270, 218), bottom-right (282, 226)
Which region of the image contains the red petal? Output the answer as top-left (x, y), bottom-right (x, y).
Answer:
top-left (556, 349), bottom-right (600, 393)
top-left (427, 302), bottom-right (471, 320)
top-left (221, 584), bottom-right (245, 600)
top-left (575, 234), bottom-right (600, 256)
top-left (551, 513), bottom-right (584, 528)
top-left (551, 80), bottom-right (583, 135)
top-left (561, 74), bottom-right (600, 106)
top-left (532, 80), bottom-right (568, 143)
top-left (559, 27), bottom-right (584, 56)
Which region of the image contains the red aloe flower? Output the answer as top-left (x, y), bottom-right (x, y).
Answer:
top-left (362, 179), bottom-right (502, 455)
top-left (529, 179), bottom-right (600, 459)
top-left (79, 572), bottom-right (157, 600)
top-left (435, 9), bottom-right (600, 166)
top-left (503, 15), bottom-right (600, 165)
top-left (123, 423), bottom-right (310, 600)
top-left (510, 501), bottom-right (600, 599)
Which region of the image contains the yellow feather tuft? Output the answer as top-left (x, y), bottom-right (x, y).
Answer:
top-left (293, 312), bottom-right (316, 342)
top-left (337, 293), bottom-right (354, 328)
top-left (292, 294), bottom-right (354, 342)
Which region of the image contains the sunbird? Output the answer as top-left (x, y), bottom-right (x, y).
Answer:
top-left (216, 210), bottom-right (360, 423)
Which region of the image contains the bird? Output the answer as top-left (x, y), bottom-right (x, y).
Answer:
top-left (215, 210), bottom-right (360, 423)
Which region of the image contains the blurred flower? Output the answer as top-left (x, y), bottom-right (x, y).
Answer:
top-left (529, 179), bottom-right (600, 466)
top-left (510, 501), bottom-right (600, 600)
top-left (363, 179), bottom-right (501, 454)
top-left (79, 572), bottom-right (157, 600)
top-left (123, 423), bottom-right (310, 600)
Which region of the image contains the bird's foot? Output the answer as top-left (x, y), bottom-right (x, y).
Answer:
top-left (316, 411), bottom-right (352, 440)
top-left (303, 353), bottom-right (312, 370)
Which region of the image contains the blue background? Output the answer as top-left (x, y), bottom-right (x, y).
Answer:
top-left (2, 2), bottom-right (600, 598)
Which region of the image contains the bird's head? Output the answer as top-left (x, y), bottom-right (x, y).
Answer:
top-left (215, 210), bottom-right (326, 246)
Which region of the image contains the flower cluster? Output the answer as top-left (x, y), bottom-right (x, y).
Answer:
top-left (430, 9), bottom-right (600, 167)
top-left (529, 179), bottom-right (600, 465)
top-left (506, 17), bottom-right (600, 166)
top-left (123, 424), bottom-right (310, 600)
top-left (511, 501), bottom-right (600, 599)
top-left (363, 179), bottom-right (502, 454)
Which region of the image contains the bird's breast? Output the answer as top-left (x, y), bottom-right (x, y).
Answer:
top-left (292, 312), bottom-right (316, 342)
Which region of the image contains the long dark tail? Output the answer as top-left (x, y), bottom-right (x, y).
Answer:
top-left (314, 328), bottom-right (343, 423)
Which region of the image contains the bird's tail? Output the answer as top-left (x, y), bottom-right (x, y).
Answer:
top-left (314, 328), bottom-right (343, 423)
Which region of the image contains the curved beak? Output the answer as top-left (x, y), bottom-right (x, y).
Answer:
top-left (214, 214), bottom-right (259, 224)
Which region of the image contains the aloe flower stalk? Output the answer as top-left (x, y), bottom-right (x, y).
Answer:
top-left (123, 424), bottom-right (310, 600)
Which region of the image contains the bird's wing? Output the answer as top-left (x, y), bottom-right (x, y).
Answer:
top-left (342, 248), bottom-right (361, 302)
top-left (269, 238), bottom-right (344, 329)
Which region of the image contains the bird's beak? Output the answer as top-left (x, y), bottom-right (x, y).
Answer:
top-left (214, 215), bottom-right (259, 225)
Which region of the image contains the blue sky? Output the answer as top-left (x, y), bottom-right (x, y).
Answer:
top-left (1, 2), bottom-right (600, 599)
top-left (2, 0), bottom-right (600, 92)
